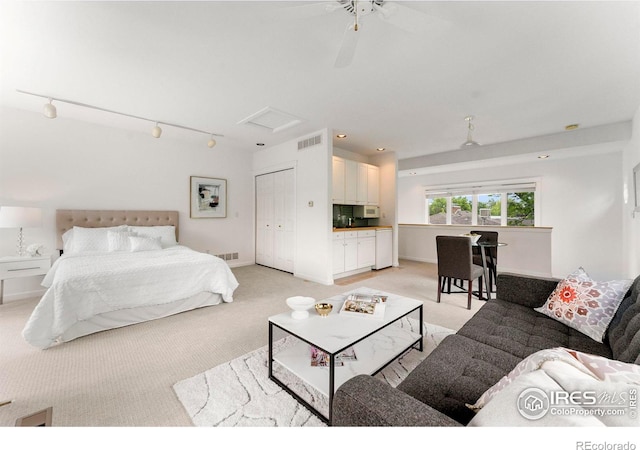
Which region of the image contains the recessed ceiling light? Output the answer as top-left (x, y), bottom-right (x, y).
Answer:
top-left (256, 143), bottom-right (265, 146)
top-left (538, 155), bottom-right (550, 159)
top-left (376, 147), bottom-right (385, 152)
top-left (409, 171), bottom-right (417, 175)
top-left (336, 134), bottom-right (347, 139)
top-left (565, 124), bottom-right (579, 131)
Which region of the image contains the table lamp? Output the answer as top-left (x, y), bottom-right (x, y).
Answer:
top-left (0, 206), bottom-right (43, 256)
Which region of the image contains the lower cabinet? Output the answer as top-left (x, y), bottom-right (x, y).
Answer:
top-left (333, 230), bottom-right (376, 276)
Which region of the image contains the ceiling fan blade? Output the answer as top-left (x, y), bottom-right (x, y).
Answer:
top-left (373, 2), bottom-right (450, 35)
top-left (334, 22), bottom-right (360, 68)
top-left (272, 1), bottom-right (343, 21)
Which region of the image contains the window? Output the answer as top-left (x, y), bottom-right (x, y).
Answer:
top-left (425, 180), bottom-right (538, 227)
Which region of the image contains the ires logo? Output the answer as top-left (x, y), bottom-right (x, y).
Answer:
top-left (516, 388), bottom-right (637, 421)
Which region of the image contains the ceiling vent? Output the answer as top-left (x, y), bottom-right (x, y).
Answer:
top-left (298, 134), bottom-right (322, 151)
top-left (237, 106), bottom-right (303, 133)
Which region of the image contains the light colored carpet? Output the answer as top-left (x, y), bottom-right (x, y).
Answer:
top-left (173, 321), bottom-right (454, 427)
top-left (0, 259), bottom-right (480, 426)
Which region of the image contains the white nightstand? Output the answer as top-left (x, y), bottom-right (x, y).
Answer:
top-left (0, 255), bottom-right (51, 305)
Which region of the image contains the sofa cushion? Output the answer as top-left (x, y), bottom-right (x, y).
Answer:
top-left (606, 275), bottom-right (640, 363)
top-left (496, 273), bottom-right (560, 309)
top-left (457, 298), bottom-right (612, 360)
top-left (397, 334), bottom-right (521, 425)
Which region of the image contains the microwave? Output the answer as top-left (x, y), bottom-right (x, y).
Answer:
top-left (353, 205), bottom-right (380, 218)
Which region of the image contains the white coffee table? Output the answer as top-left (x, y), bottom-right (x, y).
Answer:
top-left (268, 288), bottom-right (423, 425)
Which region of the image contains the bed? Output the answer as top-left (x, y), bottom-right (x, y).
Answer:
top-left (22, 209), bottom-right (239, 349)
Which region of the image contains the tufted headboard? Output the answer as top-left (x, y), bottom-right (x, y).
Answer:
top-left (56, 209), bottom-right (179, 250)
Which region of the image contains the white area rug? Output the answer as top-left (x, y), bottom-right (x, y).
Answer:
top-left (173, 321), bottom-right (454, 427)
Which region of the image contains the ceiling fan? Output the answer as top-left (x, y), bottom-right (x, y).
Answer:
top-left (278, 1), bottom-right (449, 68)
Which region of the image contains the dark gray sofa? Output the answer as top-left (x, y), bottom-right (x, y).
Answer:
top-left (332, 273), bottom-right (640, 426)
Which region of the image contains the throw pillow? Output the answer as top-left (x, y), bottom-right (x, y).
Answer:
top-left (128, 225), bottom-right (177, 248)
top-left (533, 269), bottom-right (632, 343)
top-left (129, 235), bottom-right (163, 252)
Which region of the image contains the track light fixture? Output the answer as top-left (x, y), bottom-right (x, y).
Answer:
top-left (43, 98), bottom-right (57, 119)
top-left (18, 89), bottom-right (223, 147)
top-left (152, 123), bottom-right (162, 138)
top-left (207, 135), bottom-right (217, 148)
top-left (460, 115), bottom-right (480, 148)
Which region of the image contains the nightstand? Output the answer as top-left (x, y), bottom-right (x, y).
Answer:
top-left (0, 255), bottom-right (51, 305)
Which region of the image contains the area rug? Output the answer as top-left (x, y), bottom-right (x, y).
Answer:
top-left (173, 321), bottom-right (454, 427)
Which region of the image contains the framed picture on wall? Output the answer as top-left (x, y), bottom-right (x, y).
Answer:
top-left (190, 176), bottom-right (227, 218)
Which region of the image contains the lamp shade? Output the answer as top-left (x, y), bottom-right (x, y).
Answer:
top-left (0, 207), bottom-right (42, 228)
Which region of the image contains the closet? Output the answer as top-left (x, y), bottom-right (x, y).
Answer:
top-left (255, 169), bottom-right (295, 273)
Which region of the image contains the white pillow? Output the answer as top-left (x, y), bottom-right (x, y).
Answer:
top-left (68, 225), bottom-right (127, 253)
top-left (62, 228), bottom-right (75, 253)
top-left (128, 226), bottom-right (177, 248)
top-left (129, 235), bottom-right (163, 252)
top-left (107, 229), bottom-right (133, 252)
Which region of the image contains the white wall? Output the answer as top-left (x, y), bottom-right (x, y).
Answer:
top-left (0, 106), bottom-right (254, 300)
top-left (253, 129), bottom-right (333, 285)
top-left (398, 150), bottom-right (625, 280)
top-left (622, 106), bottom-right (640, 278)
top-left (399, 224), bottom-right (552, 277)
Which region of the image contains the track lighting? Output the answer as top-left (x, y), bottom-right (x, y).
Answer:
top-left (152, 123), bottom-right (162, 138)
top-left (18, 89), bottom-right (223, 147)
top-left (43, 98), bottom-right (57, 119)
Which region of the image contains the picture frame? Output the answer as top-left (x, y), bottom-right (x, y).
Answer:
top-left (190, 176), bottom-right (227, 218)
top-left (634, 163), bottom-right (640, 214)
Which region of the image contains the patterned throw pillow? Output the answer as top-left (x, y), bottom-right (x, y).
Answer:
top-left (534, 269), bottom-right (632, 343)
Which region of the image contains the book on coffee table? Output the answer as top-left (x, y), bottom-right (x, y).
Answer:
top-left (339, 293), bottom-right (387, 319)
top-left (310, 346), bottom-right (357, 367)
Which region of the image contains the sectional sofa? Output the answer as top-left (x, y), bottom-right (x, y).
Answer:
top-left (332, 272), bottom-right (640, 426)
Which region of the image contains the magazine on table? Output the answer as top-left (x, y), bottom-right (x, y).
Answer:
top-left (339, 293), bottom-right (387, 319)
top-left (310, 346), bottom-right (357, 367)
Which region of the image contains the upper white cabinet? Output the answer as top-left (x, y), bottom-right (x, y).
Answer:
top-left (332, 156), bottom-right (379, 206)
top-left (332, 156), bottom-right (345, 204)
top-left (367, 164), bottom-right (379, 206)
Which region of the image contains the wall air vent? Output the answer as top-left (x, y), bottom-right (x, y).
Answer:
top-left (237, 106), bottom-right (303, 133)
top-left (298, 134), bottom-right (322, 151)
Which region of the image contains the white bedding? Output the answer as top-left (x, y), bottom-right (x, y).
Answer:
top-left (23, 245), bottom-right (239, 349)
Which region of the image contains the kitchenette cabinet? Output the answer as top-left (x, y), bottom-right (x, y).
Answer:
top-left (333, 229), bottom-right (376, 276)
top-left (332, 156), bottom-right (379, 206)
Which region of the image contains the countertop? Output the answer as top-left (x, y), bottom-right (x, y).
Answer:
top-left (333, 225), bottom-right (393, 232)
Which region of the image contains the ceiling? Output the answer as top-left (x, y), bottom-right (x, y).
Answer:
top-left (1, 1), bottom-right (640, 161)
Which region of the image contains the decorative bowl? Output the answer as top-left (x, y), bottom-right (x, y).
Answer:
top-left (286, 296), bottom-right (315, 320)
top-left (315, 302), bottom-right (333, 317)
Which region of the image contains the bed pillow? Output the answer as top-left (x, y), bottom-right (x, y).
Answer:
top-left (61, 228), bottom-right (75, 253)
top-left (107, 229), bottom-right (133, 252)
top-left (68, 225), bottom-right (127, 253)
top-left (534, 268), bottom-right (632, 343)
top-left (129, 235), bottom-right (163, 252)
top-left (128, 226), bottom-right (177, 248)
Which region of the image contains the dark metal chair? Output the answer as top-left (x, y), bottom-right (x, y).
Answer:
top-left (436, 236), bottom-right (484, 310)
top-left (471, 230), bottom-right (498, 291)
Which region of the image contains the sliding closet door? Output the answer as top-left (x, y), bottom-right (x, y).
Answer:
top-left (256, 169), bottom-right (295, 273)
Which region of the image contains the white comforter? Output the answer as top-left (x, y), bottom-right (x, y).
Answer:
top-left (23, 246), bottom-right (239, 349)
